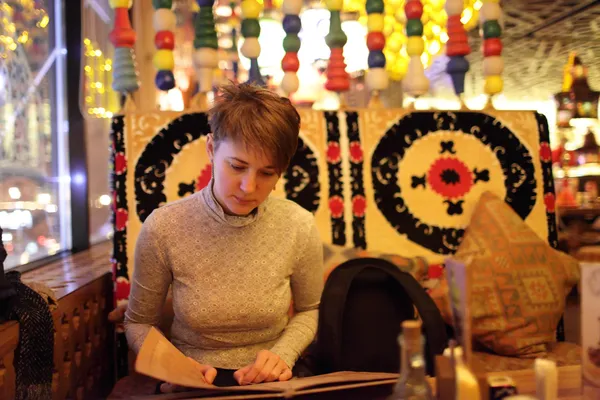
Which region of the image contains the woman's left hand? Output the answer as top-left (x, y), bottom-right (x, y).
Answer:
top-left (233, 350), bottom-right (292, 385)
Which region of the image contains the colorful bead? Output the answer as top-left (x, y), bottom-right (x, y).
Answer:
top-left (483, 38), bottom-right (503, 56)
top-left (366, 0), bottom-right (384, 14)
top-left (281, 0), bottom-right (303, 15)
top-left (155, 70), bottom-right (175, 91)
top-left (282, 15), bottom-right (302, 34)
top-left (241, 19), bottom-right (261, 37)
top-left (404, 0), bottom-right (423, 19)
top-left (405, 19), bottom-right (423, 36)
top-left (366, 67), bottom-right (389, 91)
top-left (483, 56), bottom-right (504, 76)
top-left (406, 36), bottom-right (424, 56)
top-left (367, 14), bottom-right (385, 32)
top-left (193, 48), bottom-right (219, 69)
top-left (109, 0), bottom-right (132, 8)
top-left (153, 49), bottom-right (174, 70)
top-left (152, 0), bottom-right (172, 8)
top-left (325, 0), bottom-right (344, 11)
top-left (241, 0), bottom-right (263, 19)
top-left (281, 52), bottom-right (300, 72)
top-left (484, 75), bottom-right (503, 94)
top-left (153, 9), bottom-right (176, 32)
top-left (283, 34), bottom-right (301, 52)
top-left (241, 37), bottom-right (261, 58)
top-left (366, 32), bottom-right (385, 51)
top-left (367, 50), bottom-right (386, 68)
top-left (154, 31), bottom-right (175, 50)
top-left (483, 20), bottom-right (502, 38)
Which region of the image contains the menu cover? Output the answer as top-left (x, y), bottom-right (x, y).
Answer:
top-left (581, 263), bottom-right (600, 400)
top-left (134, 327), bottom-right (399, 398)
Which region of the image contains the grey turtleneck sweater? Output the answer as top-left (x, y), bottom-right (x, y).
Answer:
top-left (124, 183), bottom-right (323, 370)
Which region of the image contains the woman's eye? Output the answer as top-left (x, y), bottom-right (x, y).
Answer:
top-left (231, 164), bottom-right (245, 171)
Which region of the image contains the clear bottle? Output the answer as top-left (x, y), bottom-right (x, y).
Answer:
top-left (388, 320), bottom-right (433, 400)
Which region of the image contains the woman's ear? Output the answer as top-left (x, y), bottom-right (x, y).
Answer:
top-left (206, 134), bottom-right (214, 161)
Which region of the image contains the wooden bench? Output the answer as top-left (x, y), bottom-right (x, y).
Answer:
top-left (0, 241), bottom-right (115, 400)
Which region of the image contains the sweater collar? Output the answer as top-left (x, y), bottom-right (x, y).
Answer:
top-left (201, 179), bottom-right (267, 227)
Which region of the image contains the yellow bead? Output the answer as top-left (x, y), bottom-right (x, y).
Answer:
top-left (153, 50), bottom-right (174, 70)
top-left (367, 14), bottom-right (385, 32)
top-left (325, 0), bottom-right (344, 11)
top-left (484, 75), bottom-right (503, 95)
top-left (109, 0), bottom-right (132, 8)
top-left (406, 37), bottom-right (424, 56)
top-left (241, 0), bottom-right (262, 19)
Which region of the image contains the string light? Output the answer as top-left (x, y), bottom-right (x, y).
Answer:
top-left (83, 38), bottom-right (118, 118)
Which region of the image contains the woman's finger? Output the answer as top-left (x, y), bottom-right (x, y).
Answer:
top-left (187, 357), bottom-right (217, 384)
top-left (278, 368), bottom-right (293, 382)
top-left (240, 350), bottom-right (270, 384)
top-left (251, 355), bottom-right (280, 384)
top-left (234, 364), bottom-right (252, 385)
top-left (264, 359), bottom-right (286, 383)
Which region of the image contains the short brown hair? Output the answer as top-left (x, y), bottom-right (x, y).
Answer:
top-left (208, 83), bottom-right (301, 174)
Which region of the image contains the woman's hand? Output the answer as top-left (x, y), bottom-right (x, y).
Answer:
top-left (159, 357), bottom-right (217, 393)
top-left (234, 350), bottom-right (292, 385)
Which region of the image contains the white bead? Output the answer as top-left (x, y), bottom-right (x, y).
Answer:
top-left (193, 48), bottom-right (219, 69)
top-left (483, 56), bottom-right (504, 76)
top-left (366, 67), bottom-right (389, 91)
top-left (481, 2), bottom-right (502, 21)
top-left (281, 72), bottom-right (300, 95)
top-left (282, 0), bottom-right (303, 15)
top-left (444, 0), bottom-right (463, 16)
top-left (153, 9), bottom-right (176, 32)
top-left (403, 56), bottom-right (429, 97)
top-left (241, 38), bottom-right (261, 58)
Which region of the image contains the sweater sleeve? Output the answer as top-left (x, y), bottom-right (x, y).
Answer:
top-left (270, 218), bottom-right (323, 369)
top-left (124, 212), bottom-right (173, 354)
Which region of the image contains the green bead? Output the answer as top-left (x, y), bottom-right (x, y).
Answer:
top-left (152, 0), bottom-right (172, 8)
top-left (241, 19), bottom-right (261, 38)
top-left (483, 20), bottom-right (502, 38)
top-left (194, 36), bottom-right (218, 49)
top-left (326, 11), bottom-right (347, 48)
top-left (283, 34), bottom-right (301, 52)
top-left (198, 6), bottom-right (214, 17)
top-left (365, 0), bottom-right (384, 14)
top-left (406, 19), bottom-right (423, 36)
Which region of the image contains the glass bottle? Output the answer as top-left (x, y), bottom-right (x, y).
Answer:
top-left (388, 320), bottom-right (433, 400)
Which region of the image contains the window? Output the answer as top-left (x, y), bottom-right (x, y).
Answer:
top-left (0, 0), bottom-right (70, 269)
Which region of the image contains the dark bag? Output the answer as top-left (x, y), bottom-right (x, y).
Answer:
top-left (315, 257), bottom-right (447, 376)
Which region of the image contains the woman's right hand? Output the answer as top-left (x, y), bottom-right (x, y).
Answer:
top-left (159, 357), bottom-right (217, 393)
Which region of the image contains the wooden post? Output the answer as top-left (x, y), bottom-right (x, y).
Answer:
top-left (132, 0), bottom-right (157, 111)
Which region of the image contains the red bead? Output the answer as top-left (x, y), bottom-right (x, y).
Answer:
top-left (447, 15), bottom-right (462, 29)
top-left (281, 52), bottom-right (300, 72)
top-left (404, 0), bottom-right (423, 20)
top-left (155, 31), bottom-right (175, 50)
top-left (446, 42), bottom-right (471, 56)
top-left (483, 38), bottom-right (503, 57)
top-left (366, 32), bottom-right (385, 51)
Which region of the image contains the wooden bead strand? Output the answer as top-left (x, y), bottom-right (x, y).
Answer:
top-left (241, 0), bottom-right (265, 86)
top-left (280, 0), bottom-right (303, 97)
top-left (445, 0), bottom-right (471, 106)
top-left (108, 0), bottom-right (140, 100)
top-left (192, 0), bottom-right (219, 108)
top-left (480, 0), bottom-right (503, 106)
top-left (365, 0), bottom-right (388, 107)
top-left (324, 0), bottom-right (350, 106)
top-left (402, 0), bottom-right (429, 104)
top-left (152, 0), bottom-right (177, 91)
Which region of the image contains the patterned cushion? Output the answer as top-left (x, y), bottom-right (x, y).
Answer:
top-left (429, 191), bottom-right (580, 357)
top-left (472, 342), bottom-right (581, 372)
top-left (322, 243), bottom-right (429, 282)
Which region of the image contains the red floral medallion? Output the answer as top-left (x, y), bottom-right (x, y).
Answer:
top-left (427, 157), bottom-right (473, 199)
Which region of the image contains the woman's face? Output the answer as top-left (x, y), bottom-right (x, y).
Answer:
top-left (207, 134), bottom-right (280, 216)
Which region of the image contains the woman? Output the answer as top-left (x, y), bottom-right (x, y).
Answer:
top-left (124, 83), bottom-right (324, 392)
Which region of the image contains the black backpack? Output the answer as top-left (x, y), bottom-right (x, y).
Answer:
top-left (315, 257), bottom-right (448, 376)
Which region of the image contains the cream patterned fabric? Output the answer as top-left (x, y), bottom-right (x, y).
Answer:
top-left (124, 182), bottom-right (324, 370)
